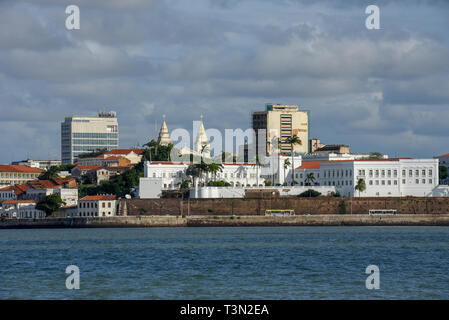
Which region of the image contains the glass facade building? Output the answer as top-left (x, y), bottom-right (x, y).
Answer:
top-left (61, 111), bottom-right (119, 164)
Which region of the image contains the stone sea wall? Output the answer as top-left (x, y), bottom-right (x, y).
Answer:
top-left (121, 197), bottom-right (449, 216)
top-left (2, 214), bottom-right (449, 229)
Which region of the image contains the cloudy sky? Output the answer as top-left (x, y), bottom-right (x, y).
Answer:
top-left (0, 0), bottom-right (448, 163)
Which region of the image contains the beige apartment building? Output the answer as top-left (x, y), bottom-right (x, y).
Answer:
top-left (252, 104), bottom-right (310, 156)
top-left (61, 111), bottom-right (119, 164)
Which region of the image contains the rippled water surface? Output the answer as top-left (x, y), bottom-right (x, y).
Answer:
top-left (0, 226), bottom-right (448, 299)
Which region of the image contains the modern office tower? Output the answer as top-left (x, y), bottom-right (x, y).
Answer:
top-left (61, 111), bottom-right (119, 164)
top-left (252, 104), bottom-right (310, 156)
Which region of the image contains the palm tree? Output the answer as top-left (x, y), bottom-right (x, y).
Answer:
top-left (355, 178), bottom-right (366, 197)
top-left (186, 165), bottom-right (201, 187)
top-left (285, 134), bottom-right (302, 186)
top-left (283, 159), bottom-right (291, 186)
top-left (208, 163), bottom-right (224, 182)
top-left (305, 173), bottom-right (316, 186)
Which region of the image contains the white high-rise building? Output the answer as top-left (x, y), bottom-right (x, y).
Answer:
top-left (61, 111), bottom-right (119, 164)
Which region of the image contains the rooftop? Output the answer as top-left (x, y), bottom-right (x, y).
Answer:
top-left (2, 200), bottom-right (36, 205)
top-left (79, 195), bottom-right (117, 201)
top-left (104, 149), bottom-right (143, 156)
top-left (0, 165), bottom-right (44, 173)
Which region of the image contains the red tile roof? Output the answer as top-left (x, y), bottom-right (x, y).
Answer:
top-left (79, 195), bottom-right (116, 201)
top-left (298, 161), bottom-right (321, 169)
top-left (14, 184), bottom-right (30, 194)
top-left (0, 165), bottom-right (43, 173)
top-left (27, 180), bottom-right (61, 189)
top-left (0, 184), bottom-right (31, 195)
top-left (437, 153), bottom-right (449, 158)
top-left (2, 200), bottom-right (36, 205)
top-left (297, 158), bottom-right (409, 169)
top-left (0, 186), bottom-right (15, 191)
top-left (104, 149), bottom-right (143, 155)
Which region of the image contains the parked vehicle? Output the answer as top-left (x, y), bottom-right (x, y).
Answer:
top-left (265, 209), bottom-right (294, 216)
top-left (369, 209), bottom-right (397, 215)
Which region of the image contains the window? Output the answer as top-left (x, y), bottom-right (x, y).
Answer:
top-left (369, 170), bottom-right (373, 177)
top-left (394, 180), bottom-right (398, 185)
top-left (429, 170), bottom-right (433, 176)
top-left (394, 170), bottom-right (398, 177)
top-left (402, 170), bottom-right (406, 176)
top-left (369, 180), bottom-right (373, 185)
top-left (422, 179), bottom-right (426, 184)
top-left (402, 179), bottom-right (406, 184)
top-left (381, 180), bottom-right (385, 185)
top-left (409, 170), bottom-right (413, 177)
top-left (102, 203), bottom-right (105, 208)
top-left (387, 170), bottom-right (391, 177)
top-left (388, 180), bottom-right (391, 185)
top-left (429, 179), bottom-right (433, 184)
top-left (422, 170), bottom-right (426, 176)
top-left (415, 179), bottom-right (419, 184)
top-left (381, 170), bottom-right (385, 177)
top-left (415, 170), bottom-right (419, 176)
top-left (375, 180), bottom-right (379, 185)
top-left (375, 170), bottom-right (379, 177)
top-left (108, 202), bottom-right (111, 208)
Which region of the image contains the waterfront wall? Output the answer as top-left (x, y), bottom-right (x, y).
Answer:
top-left (2, 214), bottom-right (449, 229)
top-left (121, 197), bottom-right (449, 216)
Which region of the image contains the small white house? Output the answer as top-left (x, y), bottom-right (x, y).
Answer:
top-left (77, 195), bottom-right (117, 217)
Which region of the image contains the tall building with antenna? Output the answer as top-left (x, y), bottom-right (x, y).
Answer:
top-left (61, 110), bottom-right (119, 164)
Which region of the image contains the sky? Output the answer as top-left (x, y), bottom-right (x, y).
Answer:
top-left (0, 0), bottom-right (448, 163)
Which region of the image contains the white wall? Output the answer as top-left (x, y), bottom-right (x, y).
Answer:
top-left (139, 178), bottom-right (163, 199)
top-left (190, 186), bottom-right (337, 199)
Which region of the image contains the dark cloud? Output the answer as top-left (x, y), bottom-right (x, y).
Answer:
top-left (0, 0), bottom-right (448, 162)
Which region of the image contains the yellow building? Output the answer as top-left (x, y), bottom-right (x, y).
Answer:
top-left (252, 104), bottom-right (310, 156)
top-left (0, 165), bottom-right (43, 186)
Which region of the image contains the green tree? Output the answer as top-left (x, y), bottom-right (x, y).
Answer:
top-left (208, 163), bottom-right (224, 181)
top-left (355, 178), bottom-right (366, 197)
top-left (38, 166), bottom-right (60, 180)
top-left (305, 173), bottom-right (316, 186)
top-left (36, 194), bottom-right (65, 217)
top-left (77, 148), bottom-right (107, 159)
top-left (143, 140), bottom-right (174, 161)
top-left (285, 135), bottom-right (302, 186)
top-left (179, 178), bottom-right (191, 189)
top-left (186, 164), bottom-right (201, 187)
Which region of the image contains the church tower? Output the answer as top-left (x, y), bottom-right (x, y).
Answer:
top-left (157, 115), bottom-right (171, 146)
top-left (194, 115), bottom-right (210, 158)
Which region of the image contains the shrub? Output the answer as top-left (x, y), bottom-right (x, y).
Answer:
top-left (298, 189), bottom-right (321, 197)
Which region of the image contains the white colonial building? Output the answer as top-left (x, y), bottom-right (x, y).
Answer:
top-left (77, 195), bottom-right (117, 217)
top-left (139, 161), bottom-right (267, 198)
top-left (293, 158), bottom-right (439, 197)
top-left (1, 200), bottom-right (44, 219)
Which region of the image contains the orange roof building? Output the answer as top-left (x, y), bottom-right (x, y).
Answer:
top-left (0, 165), bottom-right (43, 187)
